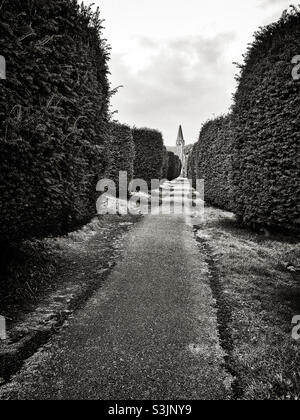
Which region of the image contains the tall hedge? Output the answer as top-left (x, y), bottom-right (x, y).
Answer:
top-left (105, 122), bottom-right (135, 191)
top-left (132, 127), bottom-right (164, 187)
top-left (0, 0), bottom-right (110, 244)
top-left (188, 116), bottom-right (233, 210)
top-left (167, 152), bottom-right (182, 181)
top-left (232, 7), bottom-right (300, 231)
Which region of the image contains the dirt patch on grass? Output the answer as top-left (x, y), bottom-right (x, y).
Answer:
top-left (193, 229), bottom-right (243, 399)
top-left (193, 207), bottom-right (300, 400)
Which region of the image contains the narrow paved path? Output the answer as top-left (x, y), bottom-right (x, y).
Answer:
top-left (0, 179), bottom-right (231, 400)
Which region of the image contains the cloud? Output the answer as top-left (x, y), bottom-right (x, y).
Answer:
top-left (84, 0), bottom-right (293, 145)
top-left (110, 33), bottom-right (237, 145)
top-left (259, 0), bottom-right (290, 6)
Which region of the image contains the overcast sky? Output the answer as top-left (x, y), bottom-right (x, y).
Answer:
top-left (83, 0), bottom-right (292, 145)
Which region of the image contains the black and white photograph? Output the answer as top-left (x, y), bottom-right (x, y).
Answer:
top-left (0, 0), bottom-right (299, 404)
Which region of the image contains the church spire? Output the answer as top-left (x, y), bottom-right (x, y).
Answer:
top-left (176, 125), bottom-right (185, 147)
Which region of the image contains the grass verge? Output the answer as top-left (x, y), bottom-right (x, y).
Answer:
top-left (194, 207), bottom-right (300, 400)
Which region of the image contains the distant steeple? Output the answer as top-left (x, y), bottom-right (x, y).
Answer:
top-left (176, 125), bottom-right (185, 147)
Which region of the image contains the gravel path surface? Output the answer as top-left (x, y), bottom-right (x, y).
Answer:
top-left (0, 180), bottom-right (231, 400)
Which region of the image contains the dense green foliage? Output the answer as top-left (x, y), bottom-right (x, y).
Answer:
top-left (167, 152), bottom-right (182, 181)
top-left (231, 7), bottom-right (300, 231)
top-left (105, 122), bottom-right (135, 191)
top-left (132, 127), bottom-right (164, 186)
top-left (188, 7), bottom-right (300, 232)
top-left (188, 116), bottom-right (233, 210)
top-left (0, 0), bottom-right (110, 243)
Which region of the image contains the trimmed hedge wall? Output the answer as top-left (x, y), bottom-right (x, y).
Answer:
top-left (231, 7), bottom-right (300, 231)
top-left (132, 127), bottom-right (164, 187)
top-left (105, 122), bottom-right (135, 191)
top-left (0, 0), bottom-right (110, 243)
top-left (188, 7), bottom-right (300, 232)
top-left (188, 116), bottom-right (233, 210)
top-left (167, 152), bottom-right (182, 181)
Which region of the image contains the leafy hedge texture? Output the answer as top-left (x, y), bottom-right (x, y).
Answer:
top-left (167, 152), bottom-right (182, 181)
top-left (0, 0), bottom-right (110, 244)
top-left (188, 116), bottom-right (233, 210)
top-left (231, 7), bottom-right (300, 231)
top-left (105, 122), bottom-right (135, 191)
top-left (132, 128), bottom-right (164, 186)
top-left (188, 7), bottom-right (300, 232)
